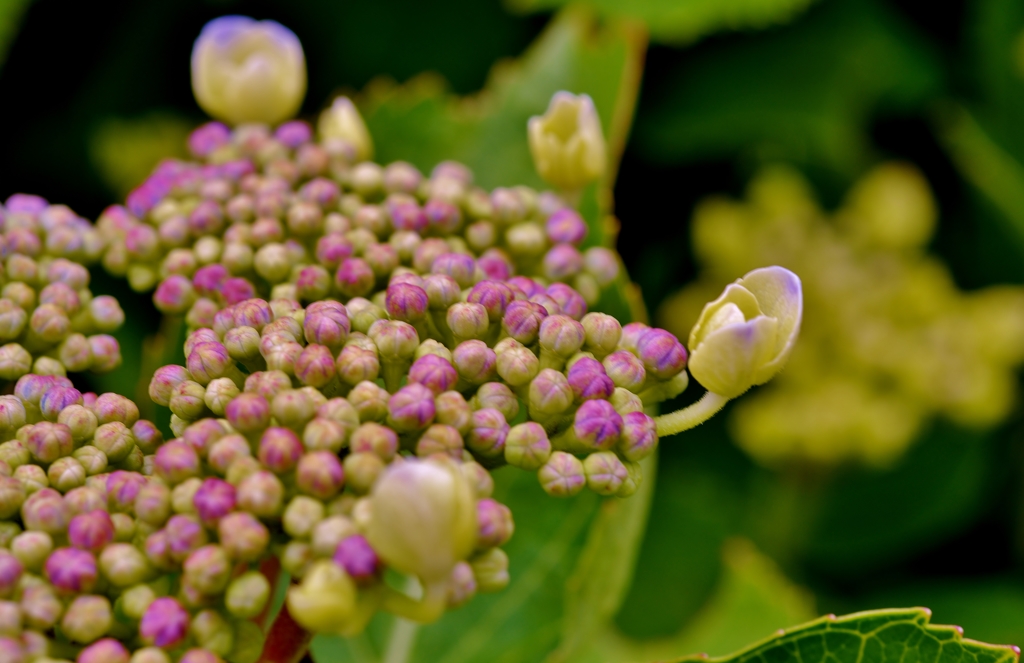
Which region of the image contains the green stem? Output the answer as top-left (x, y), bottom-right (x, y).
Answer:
top-left (654, 391), bottom-right (729, 436)
top-left (380, 578), bottom-right (448, 624)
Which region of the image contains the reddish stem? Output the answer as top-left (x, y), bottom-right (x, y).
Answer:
top-left (258, 601), bottom-right (313, 663)
top-left (255, 556), bottom-right (282, 632)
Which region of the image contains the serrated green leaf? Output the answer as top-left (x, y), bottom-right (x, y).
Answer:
top-left (635, 0), bottom-right (942, 176)
top-left (505, 0), bottom-right (817, 45)
top-left (667, 607), bottom-right (1019, 663)
top-left (357, 6), bottom-right (646, 245)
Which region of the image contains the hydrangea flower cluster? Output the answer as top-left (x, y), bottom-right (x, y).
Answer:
top-left (0, 195), bottom-right (124, 381)
top-left (0, 14), bottom-right (802, 663)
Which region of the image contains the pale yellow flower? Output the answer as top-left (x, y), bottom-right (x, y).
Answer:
top-left (528, 91), bottom-right (606, 191)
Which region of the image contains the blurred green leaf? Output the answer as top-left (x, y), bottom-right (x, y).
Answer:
top-left (548, 454), bottom-right (657, 662)
top-left (0, 0), bottom-right (31, 68)
top-left (89, 113), bottom-right (192, 198)
top-left (966, 0), bottom-right (1024, 164)
top-left (310, 468), bottom-right (602, 663)
top-left (805, 423), bottom-right (997, 575)
top-left (635, 0), bottom-right (942, 176)
top-left (862, 579), bottom-right (1024, 650)
top-left (664, 607), bottom-right (1020, 663)
top-left (506, 0), bottom-right (816, 45)
top-left (568, 538), bottom-right (815, 663)
top-left (357, 6), bottom-right (646, 244)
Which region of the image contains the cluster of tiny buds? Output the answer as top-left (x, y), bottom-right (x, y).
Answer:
top-left (89, 119), bottom-right (619, 320)
top-left (0, 195), bottom-right (125, 381)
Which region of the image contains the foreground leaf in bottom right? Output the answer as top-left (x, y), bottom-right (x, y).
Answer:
top-left (664, 607), bottom-right (1021, 663)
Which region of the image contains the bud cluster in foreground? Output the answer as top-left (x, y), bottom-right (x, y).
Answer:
top-left (0, 195), bottom-right (125, 381)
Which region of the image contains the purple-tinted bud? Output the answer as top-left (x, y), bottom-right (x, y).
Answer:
top-left (364, 243), bottom-right (399, 279)
top-left (184, 329), bottom-right (220, 358)
top-left (188, 200), bottom-right (225, 236)
top-left (478, 249), bottom-right (513, 281)
top-left (296, 451), bottom-right (345, 500)
top-left (233, 299), bottom-right (273, 332)
top-left (573, 400), bottom-right (624, 450)
top-left (0, 344), bottom-right (30, 381)
top-left (0, 477), bottom-right (24, 521)
top-left (153, 275), bottom-right (195, 314)
top-left (502, 301), bottom-right (548, 345)
top-left (45, 547), bottom-right (97, 593)
top-left (20, 584), bottom-right (61, 630)
top-left (408, 354), bottom-right (458, 395)
top-left (0, 553), bottom-right (21, 599)
top-left (616, 411), bottom-right (657, 462)
top-left (257, 428), bottom-right (303, 474)
top-left (335, 345), bottom-right (380, 386)
top-left (333, 535), bottom-right (380, 583)
top-left (387, 383), bottom-right (435, 433)
top-left (583, 246), bottom-right (620, 286)
top-left (294, 265), bottom-right (330, 303)
top-left (415, 424), bottom-right (464, 459)
top-left (539, 315), bottom-right (585, 359)
top-left (583, 451), bottom-right (629, 495)
top-left (388, 200), bottom-right (427, 234)
top-left (473, 382), bottom-right (520, 421)
top-left (129, 421), bottom-right (162, 457)
top-left (423, 199), bottom-right (461, 234)
top-left (87, 334), bottom-right (121, 373)
top-left (546, 283), bottom-right (586, 320)
top-left (68, 510), bottom-right (114, 553)
top-left (335, 258), bottom-right (375, 298)
top-left (79, 637), bottom-right (131, 663)
top-left (476, 499), bottom-right (514, 549)
top-left (222, 277), bottom-right (256, 305)
top-left (39, 282), bottom-right (81, 316)
top-left (546, 209), bottom-right (587, 245)
top-left (182, 544), bottom-right (231, 595)
top-left (431, 253), bottom-right (476, 289)
top-left (618, 322), bottom-right (650, 354)
top-left (93, 422), bottom-right (135, 463)
top-left (385, 283), bottom-right (428, 323)
top-left (165, 514), bottom-right (208, 564)
top-left (368, 319), bottom-right (419, 361)
top-left (422, 274), bottom-right (461, 311)
top-left (23, 422), bottom-right (73, 464)
top-left (315, 233), bottom-right (354, 271)
top-left (636, 328), bottom-right (688, 380)
top-left (140, 597), bottom-right (190, 648)
top-left (446, 302), bottom-right (489, 343)
top-left (538, 451), bottom-right (585, 497)
top-left (528, 368), bottom-right (573, 416)
top-left (452, 340), bottom-right (497, 385)
top-left (134, 480), bottom-right (171, 526)
top-left (154, 442), bottom-right (200, 485)
top-left (192, 265), bottom-right (228, 299)
top-left (149, 366), bottom-right (189, 408)
top-left (237, 471), bottom-right (284, 518)
top-left (106, 470), bottom-right (146, 512)
top-left (494, 339), bottom-right (539, 387)
top-left (271, 390), bottom-right (317, 430)
top-left (276, 120), bottom-right (312, 148)
top-left (187, 342), bottom-right (233, 386)
top-left (192, 478), bottom-right (236, 527)
top-left (544, 245), bottom-right (585, 282)
top-left (28, 303), bottom-right (71, 343)
top-left (287, 201), bottom-right (325, 237)
top-left (58, 334), bottom-right (93, 373)
top-left (435, 391), bottom-right (472, 434)
top-left (182, 419), bottom-right (228, 459)
top-left (598, 350), bottom-right (647, 391)
top-left (504, 422), bottom-right (552, 470)
top-left (179, 649), bottom-right (223, 663)
top-left (6, 193), bottom-right (47, 214)
top-left (350, 422), bottom-right (399, 460)
top-left (207, 435), bottom-right (251, 476)
top-left (567, 357), bottom-right (615, 402)
top-left (466, 408), bottom-right (509, 459)
top-left (223, 327), bottom-right (261, 363)
top-left (581, 312), bottom-right (622, 358)
top-left (189, 122), bottom-right (231, 157)
top-left (298, 177), bottom-right (340, 209)
top-left (186, 299), bottom-right (220, 331)
top-left (0, 300), bottom-right (26, 342)
top-left (218, 512), bottom-right (269, 562)
top-left (225, 393), bottom-right (270, 435)
top-left (293, 344), bottom-right (335, 389)
top-left (347, 381), bottom-right (390, 422)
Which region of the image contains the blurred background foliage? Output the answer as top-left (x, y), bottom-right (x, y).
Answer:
top-left (3, 0), bottom-right (1024, 660)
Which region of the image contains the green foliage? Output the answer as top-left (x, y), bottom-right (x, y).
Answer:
top-left (634, 0), bottom-right (942, 176)
top-left (505, 0), bottom-right (817, 45)
top-left (667, 608), bottom-right (1019, 663)
top-left (0, 0), bottom-right (30, 67)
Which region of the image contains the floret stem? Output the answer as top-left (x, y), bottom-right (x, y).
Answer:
top-left (380, 577), bottom-right (448, 624)
top-left (654, 390), bottom-right (729, 436)
top-left (258, 601), bottom-right (313, 663)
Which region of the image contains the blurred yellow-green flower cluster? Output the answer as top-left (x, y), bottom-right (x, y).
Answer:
top-left (661, 163), bottom-right (1024, 466)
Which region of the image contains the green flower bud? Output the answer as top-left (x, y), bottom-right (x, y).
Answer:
top-left (342, 453), bottom-right (384, 494)
top-left (366, 458), bottom-right (476, 583)
top-left (271, 389), bottom-right (317, 430)
top-left (99, 543), bottom-right (153, 587)
top-left (189, 609), bottom-right (234, 657)
top-left (119, 583), bottom-right (156, 621)
top-left (0, 443), bottom-right (28, 470)
top-left (319, 96), bottom-right (373, 162)
top-left (0, 398), bottom-right (26, 441)
top-left (170, 381), bottom-right (208, 420)
top-left (504, 422), bottom-right (552, 471)
top-left (470, 547), bottom-right (510, 593)
top-left (615, 460), bottom-right (643, 498)
top-left (172, 478), bottom-right (203, 515)
top-left (280, 540), bottom-right (314, 578)
top-left (224, 571), bottom-right (270, 620)
top-left (228, 620), bottom-right (265, 663)
top-left (311, 515), bottom-right (357, 559)
top-left (348, 381), bottom-right (389, 423)
top-left (130, 648), bottom-right (172, 663)
top-left (538, 451), bottom-right (585, 497)
top-left (47, 457), bottom-right (85, 492)
top-left (0, 600), bottom-right (21, 637)
top-left (0, 344), bottom-right (31, 381)
top-left (71, 447), bottom-right (107, 476)
top-left (61, 594), bottom-right (112, 643)
top-left (92, 422), bottom-right (135, 463)
top-left (14, 465), bottom-right (48, 494)
top-left (460, 460), bottom-right (494, 499)
top-left (283, 496), bottom-right (325, 539)
top-left (11, 532), bottom-right (52, 572)
top-left (582, 451), bottom-right (628, 496)
top-left (203, 378), bottom-right (239, 417)
top-left (237, 471), bottom-right (284, 518)
top-left (286, 559), bottom-right (356, 632)
top-left (58, 405), bottom-right (98, 444)
top-left (687, 266), bottom-right (802, 398)
top-left (0, 300), bottom-right (27, 341)
top-left (57, 333), bottom-right (93, 372)
top-left (111, 513), bottom-right (136, 542)
top-left (528, 91), bottom-right (606, 191)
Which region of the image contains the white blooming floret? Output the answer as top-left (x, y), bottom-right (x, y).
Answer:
top-left (191, 15), bottom-right (307, 125)
top-left (528, 91), bottom-right (607, 192)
